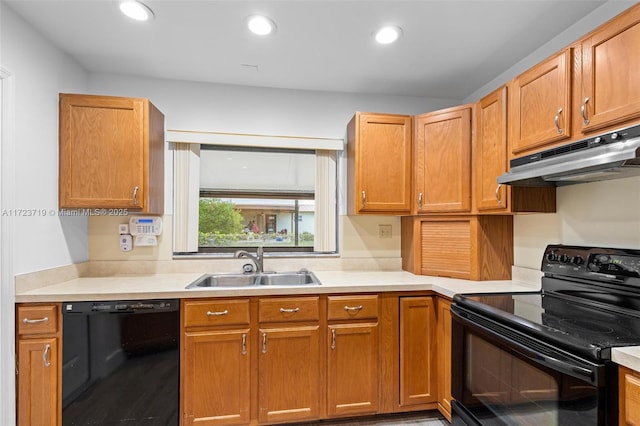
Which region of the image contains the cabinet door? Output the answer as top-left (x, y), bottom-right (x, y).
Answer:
top-left (349, 113), bottom-right (413, 214)
top-left (436, 298), bottom-right (453, 421)
top-left (619, 366), bottom-right (640, 426)
top-left (509, 50), bottom-right (572, 155)
top-left (415, 106), bottom-right (472, 213)
top-left (399, 297), bottom-right (437, 407)
top-left (476, 87), bottom-right (508, 211)
top-left (17, 337), bottom-right (59, 426)
top-left (258, 326), bottom-right (320, 424)
top-left (327, 323), bottom-right (379, 417)
top-left (182, 329), bottom-right (251, 426)
top-left (581, 6), bottom-right (640, 133)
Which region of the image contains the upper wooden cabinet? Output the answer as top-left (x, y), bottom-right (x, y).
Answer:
top-left (508, 49), bottom-right (572, 156)
top-left (59, 93), bottom-right (164, 214)
top-left (347, 112), bottom-right (413, 215)
top-left (579, 4), bottom-right (640, 134)
top-left (475, 86), bottom-right (556, 214)
top-left (414, 105), bottom-right (472, 214)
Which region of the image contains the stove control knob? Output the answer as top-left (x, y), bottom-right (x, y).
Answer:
top-left (610, 132), bottom-right (621, 141)
top-left (571, 256), bottom-right (584, 265)
top-left (559, 254), bottom-right (570, 264)
top-left (594, 136), bottom-right (603, 144)
top-left (546, 252), bottom-right (558, 262)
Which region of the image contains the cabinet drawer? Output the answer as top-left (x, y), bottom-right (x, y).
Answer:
top-left (259, 297), bottom-right (319, 323)
top-left (327, 295), bottom-right (378, 321)
top-left (184, 299), bottom-right (250, 327)
top-left (17, 305), bottom-right (58, 335)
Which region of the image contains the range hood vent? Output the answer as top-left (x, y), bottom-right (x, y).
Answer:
top-left (498, 124), bottom-right (640, 187)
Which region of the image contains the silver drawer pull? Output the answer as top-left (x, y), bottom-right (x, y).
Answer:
top-left (262, 332), bottom-right (267, 354)
top-left (43, 344), bottom-right (51, 367)
top-left (331, 329), bottom-right (336, 350)
top-left (344, 305), bottom-right (363, 312)
top-left (206, 310), bottom-right (229, 316)
top-left (554, 107), bottom-right (563, 134)
top-left (279, 307), bottom-right (300, 313)
top-left (241, 333), bottom-right (247, 355)
top-left (495, 184), bottom-right (503, 204)
top-left (581, 97), bottom-right (590, 125)
top-left (23, 317), bottom-right (49, 324)
top-left (132, 186), bottom-right (139, 206)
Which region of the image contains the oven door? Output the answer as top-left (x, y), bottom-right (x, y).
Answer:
top-left (450, 304), bottom-right (616, 426)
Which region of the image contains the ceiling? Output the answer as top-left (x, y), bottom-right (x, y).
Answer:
top-left (4, 0), bottom-right (613, 99)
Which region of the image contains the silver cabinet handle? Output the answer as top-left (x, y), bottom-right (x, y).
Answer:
top-left (279, 307), bottom-right (300, 313)
top-left (43, 344), bottom-right (51, 367)
top-left (581, 97), bottom-right (590, 125)
top-left (331, 329), bottom-right (336, 350)
top-left (241, 333), bottom-right (247, 356)
top-left (495, 184), bottom-right (503, 205)
top-left (23, 317), bottom-right (48, 324)
top-left (361, 191), bottom-right (367, 209)
top-left (206, 310), bottom-right (229, 316)
top-left (262, 332), bottom-right (267, 354)
top-left (418, 192), bottom-right (423, 210)
top-left (132, 186), bottom-right (139, 206)
top-left (554, 108), bottom-right (563, 134)
top-left (344, 305), bottom-right (363, 312)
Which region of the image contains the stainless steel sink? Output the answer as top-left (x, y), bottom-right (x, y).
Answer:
top-left (186, 270), bottom-right (321, 289)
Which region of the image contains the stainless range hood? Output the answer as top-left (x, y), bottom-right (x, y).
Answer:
top-left (497, 124), bottom-right (640, 187)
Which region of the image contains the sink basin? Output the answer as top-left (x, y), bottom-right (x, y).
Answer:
top-left (186, 270), bottom-right (321, 289)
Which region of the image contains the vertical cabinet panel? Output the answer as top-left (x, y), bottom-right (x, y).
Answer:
top-left (258, 326), bottom-right (320, 424)
top-left (17, 338), bottom-right (59, 426)
top-left (182, 330), bottom-right (251, 426)
top-left (347, 112), bottom-right (413, 214)
top-left (436, 298), bottom-right (453, 421)
top-left (581, 6), bottom-right (640, 133)
top-left (327, 323), bottom-right (379, 417)
top-left (414, 106), bottom-right (472, 213)
top-left (399, 297), bottom-right (437, 407)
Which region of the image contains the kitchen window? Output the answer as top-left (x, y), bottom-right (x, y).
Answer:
top-left (171, 131), bottom-right (340, 255)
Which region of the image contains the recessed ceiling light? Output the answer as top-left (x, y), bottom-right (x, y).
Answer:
top-left (375, 26), bottom-right (403, 44)
top-left (119, 1), bottom-right (154, 22)
top-left (247, 15), bottom-right (277, 36)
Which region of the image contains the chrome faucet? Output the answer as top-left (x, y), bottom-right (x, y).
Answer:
top-left (234, 246), bottom-right (264, 274)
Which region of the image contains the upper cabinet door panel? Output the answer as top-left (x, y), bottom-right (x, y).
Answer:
top-left (415, 106), bottom-right (472, 213)
top-left (509, 49), bottom-right (572, 155)
top-left (347, 113), bottom-right (413, 215)
top-left (581, 6), bottom-right (640, 133)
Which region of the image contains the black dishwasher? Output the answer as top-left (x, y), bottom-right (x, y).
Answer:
top-left (62, 299), bottom-right (179, 425)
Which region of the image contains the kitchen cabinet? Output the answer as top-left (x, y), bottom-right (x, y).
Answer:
top-left (508, 49), bottom-right (572, 156)
top-left (59, 93), bottom-right (164, 214)
top-left (619, 366), bottom-right (640, 426)
top-left (414, 105), bottom-right (472, 213)
top-left (16, 304), bottom-right (61, 426)
top-left (401, 215), bottom-right (513, 280)
top-left (346, 112), bottom-right (413, 215)
top-left (399, 297), bottom-right (437, 408)
top-left (578, 4), bottom-right (640, 135)
top-left (327, 295), bottom-right (379, 417)
top-left (258, 296), bottom-right (321, 424)
top-left (182, 299), bottom-right (251, 425)
top-left (435, 298), bottom-right (453, 421)
top-left (475, 86), bottom-right (556, 213)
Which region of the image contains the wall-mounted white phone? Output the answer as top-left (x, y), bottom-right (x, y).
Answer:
top-left (129, 217), bottom-right (162, 246)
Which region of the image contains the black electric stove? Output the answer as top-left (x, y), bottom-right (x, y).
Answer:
top-left (454, 244), bottom-right (640, 360)
top-left (451, 245), bottom-right (640, 425)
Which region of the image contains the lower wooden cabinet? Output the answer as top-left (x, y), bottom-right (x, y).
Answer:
top-left (436, 298), bottom-right (453, 421)
top-left (619, 366), bottom-right (640, 426)
top-left (16, 304), bottom-right (61, 426)
top-left (258, 325), bottom-right (321, 424)
top-left (399, 297), bottom-right (437, 408)
top-left (327, 295), bottom-right (380, 418)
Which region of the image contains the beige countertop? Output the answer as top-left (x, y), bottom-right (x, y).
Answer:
top-left (15, 268), bottom-right (639, 372)
top-left (14, 270), bottom-right (539, 303)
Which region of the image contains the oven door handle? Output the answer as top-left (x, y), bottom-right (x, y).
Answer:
top-left (452, 306), bottom-right (600, 385)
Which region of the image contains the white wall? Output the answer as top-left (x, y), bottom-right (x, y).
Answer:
top-left (461, 1), bottom-right (640, 269)
top-left (1, 4), bottom-right (90, 275)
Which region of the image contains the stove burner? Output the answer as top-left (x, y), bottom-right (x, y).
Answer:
top-left (558, 318), bottom-right (614, 334)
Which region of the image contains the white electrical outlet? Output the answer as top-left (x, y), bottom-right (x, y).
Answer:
top-left (378, 224), bottom-right (392, 239)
